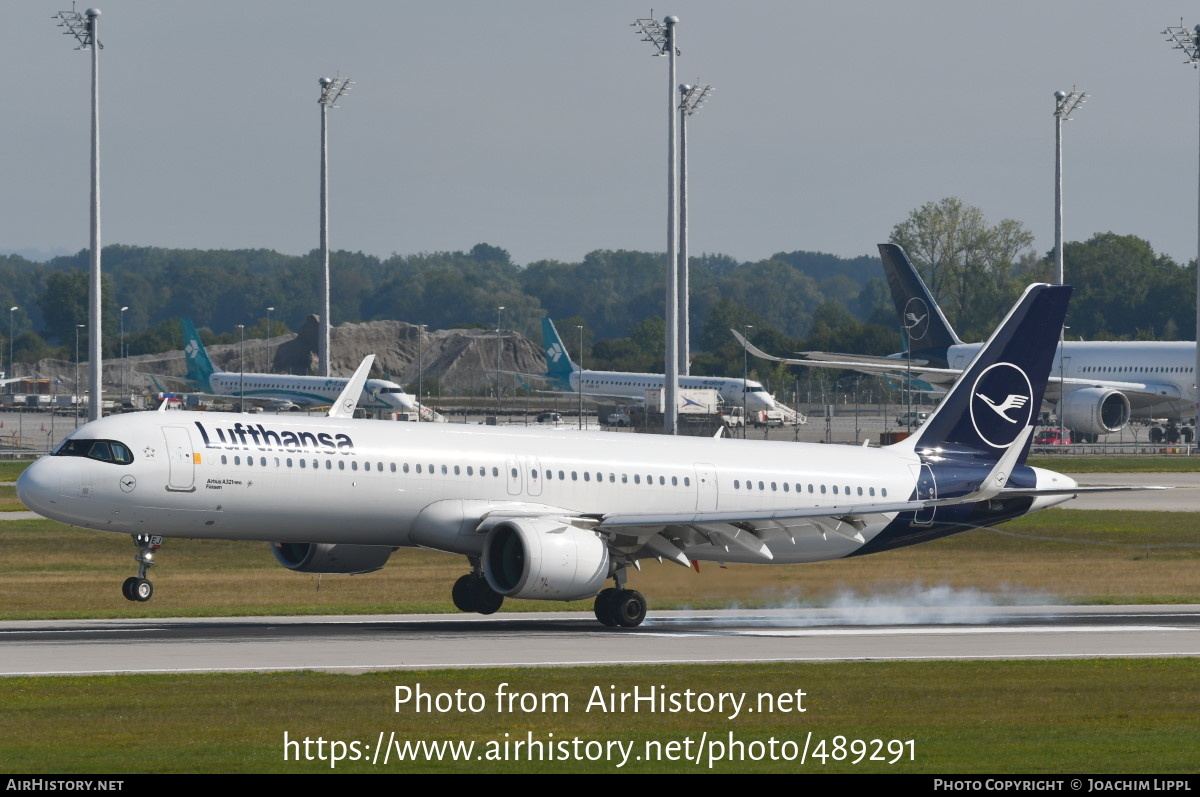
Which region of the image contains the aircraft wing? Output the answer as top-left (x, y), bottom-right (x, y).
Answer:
top-left (730, 328), bottom-right (959, 385)
top-left (1041, 377), bottom-right (1185, 408)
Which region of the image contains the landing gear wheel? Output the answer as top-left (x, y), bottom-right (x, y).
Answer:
top-left (470, 578), bottom-right (505, 615)
top-left (1150, 427), bottom-right (1164, 444)
top-left (131, 577), bottom-right (153, 602)
top-left (452, 574), bottom-right (476, 613)
top-left (594, 588), bottom-right (619, 627)
top-left (613, 589), bottom-right (647, 628)
top-left (121, 576), bottom-right (139, 602)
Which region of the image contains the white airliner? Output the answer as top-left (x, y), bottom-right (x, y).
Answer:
top-left (735, 244), bottom-right (1198, 442)
top-left (539, 318), bottom-right (783, 414)
top-left (18, 284), bottom-right (1145, 627)
top-left (178, 319), bottom-right (429, 417)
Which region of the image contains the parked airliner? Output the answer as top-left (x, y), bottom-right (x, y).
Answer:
top-left (20, 284), bottom-right (1142, 627)
top-left (539, 317), bottom-right (785, 415)
top-left (179, 319), bottom-right (427, 416)
top-left (736, 244), bottom-right (1197, 442)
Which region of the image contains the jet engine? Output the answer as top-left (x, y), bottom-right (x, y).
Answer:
top-left (271, 542), bottom-right (393, 574)
top-left (1058, 387), bottom-right (1131, 437)
top-left (482, 518), bottom-right (609, 601)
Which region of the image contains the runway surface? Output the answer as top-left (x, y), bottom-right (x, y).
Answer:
top-left (2, 605), bottom-right (1197, 676)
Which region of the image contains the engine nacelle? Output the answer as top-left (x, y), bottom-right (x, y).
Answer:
top-left (482, 518), bottom-right (609, 601)
top-left (1058, 387), bottom-right (1131, 436)
top-left (271, 542), bottom-right (393, 574)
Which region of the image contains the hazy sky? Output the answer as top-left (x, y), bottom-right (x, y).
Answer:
top-left (3, 1), bottom-right (1199, 268)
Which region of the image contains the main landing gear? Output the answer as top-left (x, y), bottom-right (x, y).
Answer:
top-left (451, 558), bottom-right (504, 615)
top-left (593, 568), bottom-right (647, 628)
top-left (121, 534), bottom-right (161, 602)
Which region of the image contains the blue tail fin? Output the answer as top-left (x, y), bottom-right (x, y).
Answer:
top-left (879, 243), bottom-right (963, 365)
top-left (902, 283), bottom-right (1071, 462)
top-left (181, 319), bottom-right (219, 391)
top-left (541, 318), bottom-right (578, 390)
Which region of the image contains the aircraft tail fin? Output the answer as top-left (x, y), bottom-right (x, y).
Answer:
top-left (879, 243), bottom-right (963, 361)
top-left (181, 319), bottom-right (219, 390)
top-left (541, 318), bottom-right (578, 389)
top-left (897, 282), bottom-right (1071, 463)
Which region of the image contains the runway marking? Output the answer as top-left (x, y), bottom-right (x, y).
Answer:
top-left (6, 649), bottom-right (1200, 678)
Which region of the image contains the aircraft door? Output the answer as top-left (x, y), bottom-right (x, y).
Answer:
top-left (694, 463), bottom-right (717, 510)
top-left (913, 463), bottom-right (936, 526)
top-left (163, 426), bottom-right (197, 493)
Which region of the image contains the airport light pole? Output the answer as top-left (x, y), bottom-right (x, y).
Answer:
top-left (494, 306), bottom-right (505, 409)
top-left (632, 12), bottom-right (680, 434)
top-left (238, 324), bottom-right (245, 414)
top-left (74, 324), bottom-right (84, 427)
top-left (1163, 21), bottom-right (1200, 423)
top-left (678, 81), bottom-right (711, 377)
top-left (576, 325), bottom-right (585, 430)
top-left (318, 74), bottom-right (352, 378)
top-left (265, 306), bottom-right (274, 373)
top-left (417, 324), bottom-right (426, 423)
top-left (1053, 87), bottom-right (1085, 444)
top-left (54, 6), bottom-right (104, 421)
top-left (742, 324), bottom-right (752, 440)
top-left (1053, 88), bottom-right (1086, 286)
top-left (9, 306), bottom-right (18, 386)
top-left (119, 305), bottom-right (127, 395)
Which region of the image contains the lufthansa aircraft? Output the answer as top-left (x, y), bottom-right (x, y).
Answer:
top-left (177, 319), bottom-right (423, 415)
top-left (539, 317), bottom-right (784, 415)
top-left (737, 245), bottom-right (1198, 441)
top-left (18, 283), bottom-right (1138, 627)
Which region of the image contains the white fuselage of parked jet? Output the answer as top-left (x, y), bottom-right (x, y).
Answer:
top-left (568, 370), bottom-right (777, 412)
top-left (206, 372), bottom-right (417, 413)
top-left (941, 340), bottom-right (1196, 417)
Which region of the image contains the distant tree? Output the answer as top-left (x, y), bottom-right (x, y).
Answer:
top-left (890, 197), bottom-right (1034, 336)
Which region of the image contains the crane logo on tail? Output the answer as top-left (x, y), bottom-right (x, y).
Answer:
top-left (902, 297), bottom-right (930, 342)
top-left (969, 362), bottom-right (1033, 449)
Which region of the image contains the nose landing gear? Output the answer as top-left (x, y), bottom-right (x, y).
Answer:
top-left (121, 534), bottom-right (162, 602)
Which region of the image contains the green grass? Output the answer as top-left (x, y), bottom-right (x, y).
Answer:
top-left (1027, 456), bottom-right (1200, 473)
top-left (0, 460), bottom-right (31, 482)
top-left (1, 660), bottom-right (1195, 773)
top-left (2, 508), bottom-right (1198, 621)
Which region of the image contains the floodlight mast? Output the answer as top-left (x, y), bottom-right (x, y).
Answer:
top-left (1052, 88), bottom-right (1086, 286)
top-left (1162, 20), bottom-right (1200, 420)
top-left (631, 12), bottom-right (681, 433)
top-left (318, 74), bottom-right (352, 378)
top-left (678, 82), bottom-right (712, 376)
top-left (54, 6), bottom-right (103, 420)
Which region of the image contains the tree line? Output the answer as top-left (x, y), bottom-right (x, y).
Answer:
top-left (1, 199), bottom-right (1194, 393)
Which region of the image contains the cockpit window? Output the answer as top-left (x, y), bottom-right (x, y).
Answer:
top-left (52, 438), bottom-right (134, 465)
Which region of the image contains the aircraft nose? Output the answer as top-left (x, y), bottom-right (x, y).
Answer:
top-left (16, 457), bottom-right (59, 518)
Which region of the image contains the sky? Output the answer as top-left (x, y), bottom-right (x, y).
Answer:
top-left (3, 1), bottom-right (1199, 269)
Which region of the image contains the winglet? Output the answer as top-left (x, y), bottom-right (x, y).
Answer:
top-left (327, 355), bottom-right (375, 418)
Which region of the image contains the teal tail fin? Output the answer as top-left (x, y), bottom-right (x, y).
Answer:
top-left (540, 318), bottom-right (578, 390)
top-left (181, 319), bottom-right (218, 390)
